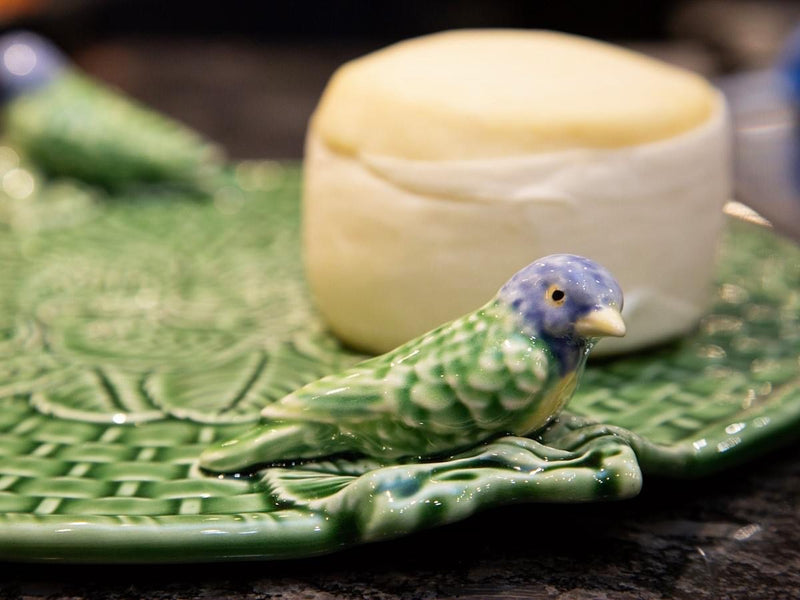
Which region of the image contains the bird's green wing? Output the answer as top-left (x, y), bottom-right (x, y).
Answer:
top-left (261, 301), bottom-right (556, 458)
top-left (387, 304), bottom-right (555, 437)
top-left (261, 364), bottom-right (390, 423)
top-left (258, 307), bottom-right (497, 425)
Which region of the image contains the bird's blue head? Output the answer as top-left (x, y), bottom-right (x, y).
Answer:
top-left (0, 31), bottom-right (66, 101)
top-left (499, 254), bottom-right (625, 363)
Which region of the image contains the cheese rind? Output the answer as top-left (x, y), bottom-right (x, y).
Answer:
top-left (313, 30), bottom-right (717, 160)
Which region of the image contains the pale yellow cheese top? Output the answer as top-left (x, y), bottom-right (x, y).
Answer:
top-left (312, 30), bottom-right (717, 160)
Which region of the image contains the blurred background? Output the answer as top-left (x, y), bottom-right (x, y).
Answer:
top-left (1, 0), bottom-right (799, 159)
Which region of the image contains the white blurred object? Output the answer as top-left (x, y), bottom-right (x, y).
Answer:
top-left (720, 64), bottom-right (800, 240)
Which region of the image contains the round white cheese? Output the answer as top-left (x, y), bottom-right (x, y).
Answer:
top-left (303, 30), bottom-right (731, 355)
top-left (313, 29), bottom-right (717, 159)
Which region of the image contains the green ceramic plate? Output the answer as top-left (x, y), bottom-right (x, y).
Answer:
top-left (0, 163), bottom-right (796, 563)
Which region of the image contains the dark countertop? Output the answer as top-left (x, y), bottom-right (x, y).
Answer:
top-left (0, 35), bottom-right (798, 599)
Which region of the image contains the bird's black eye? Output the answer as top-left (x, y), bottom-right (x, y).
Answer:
top-left (546, 285), bottom-right (566, 306)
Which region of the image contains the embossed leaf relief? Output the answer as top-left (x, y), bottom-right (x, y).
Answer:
top-left (149, 333), bottom-right (358, 424)
top-left (0, 174), bottom-right (362, 425)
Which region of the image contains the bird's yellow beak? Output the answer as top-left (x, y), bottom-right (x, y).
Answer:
top-left (575, 306), bottom-right (626, 338)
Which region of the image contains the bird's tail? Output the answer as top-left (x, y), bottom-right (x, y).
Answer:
top-left (199, 420), bottom-right (344, 473)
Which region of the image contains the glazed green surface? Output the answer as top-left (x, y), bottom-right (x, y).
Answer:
top-left (0, 164), bottom-right (795, 561)
top-left (4, 72), bottom-right (223, 191)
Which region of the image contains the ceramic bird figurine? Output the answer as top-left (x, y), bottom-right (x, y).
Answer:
top-left (200, 254), bottom-right (625, 473)
top-left (0, 31), bottom-right (223, 192)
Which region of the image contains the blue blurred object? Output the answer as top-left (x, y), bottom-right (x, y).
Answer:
top-left (780, 27), bottom-right (800, 105)
top-left (720, 28), bottom-right (800, 241)
top-left (0, 30), bottom-right (223, 193)
top-left (0, 31), bottom-right (65, 100)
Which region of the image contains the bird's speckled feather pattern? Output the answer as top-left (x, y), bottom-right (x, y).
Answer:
top-left (260, 300), bottom-right (556, 458)
top-left (200, 254), bottom-right (624, 472)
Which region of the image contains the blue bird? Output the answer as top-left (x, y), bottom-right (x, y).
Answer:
top-left (0, 31), bottom-right (222, 192)
top-left (200, 254), bottom-right (625, 472)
